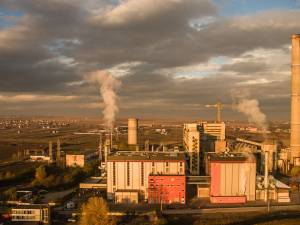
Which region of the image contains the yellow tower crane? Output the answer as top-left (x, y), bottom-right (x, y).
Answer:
top-left (205, 101), bottom-right (232, 123)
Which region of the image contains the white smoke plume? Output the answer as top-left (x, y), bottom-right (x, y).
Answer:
top-left (87, 70), bottom-right (121, 128)
top-left (232, 90), bottom-right (268, 131)
top-left (236, 99), bottom-right (267, 129)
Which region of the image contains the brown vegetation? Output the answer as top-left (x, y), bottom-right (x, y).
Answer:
top-left (80, 197), bottom-right (115, 225)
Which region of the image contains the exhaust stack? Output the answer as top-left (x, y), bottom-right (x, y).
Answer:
top-left (128, 118), bottom-right (138, 146)
top-left (291, 34), bottom-right (300, 165)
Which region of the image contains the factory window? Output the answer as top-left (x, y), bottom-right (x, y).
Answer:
top-left (127, 162), bottom-right (130, 186)
top-left (165, 162), bottom-right (169, 173)
top-left (180, 162), bottom-right (183, 174)
top-left (152, 162), bottom-right (155, 174)
top-left (141, 162), bottom-right (144, 186)
top-left (113, 162), bottom-right (116, 186)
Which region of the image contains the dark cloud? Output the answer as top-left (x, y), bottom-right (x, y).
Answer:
top-left (221, 61), bottom-right (268, 74)
top-left (0, 0), bottom-right (298, 120)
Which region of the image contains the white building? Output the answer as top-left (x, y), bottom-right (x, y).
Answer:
top-left (183, 124), bottom-right (201, 175)
top-left (201, 122), bottom-right (225, 141)
top-left (30, 155), bottom-right (51, 162)
top-left (65, 150), bottom-right (98, 167)
top-left (11, 204), bottom-right (50, 224)
top-left (201, 122), bottom-right (226, 153)
top-left (107, 151), bottom-right (186, 203)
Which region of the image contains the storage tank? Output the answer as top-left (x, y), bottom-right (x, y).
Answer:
top-left (128, 118), bottom-right (138, 145)
top-left (291, 34), bottom-right (300, 165)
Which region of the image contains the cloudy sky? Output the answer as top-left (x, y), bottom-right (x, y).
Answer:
top-left (0, 0), bottom-right (299, 121)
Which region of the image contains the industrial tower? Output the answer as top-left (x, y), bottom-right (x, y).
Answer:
top-left (291, 34), bottom-right (300, 165)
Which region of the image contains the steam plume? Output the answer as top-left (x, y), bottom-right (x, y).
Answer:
top-left (236, 99), bottom-right (267, 129)
top-left (232, 90), bottom-right (268, 131)
top-left (87, 70), bottom-right (121, 128)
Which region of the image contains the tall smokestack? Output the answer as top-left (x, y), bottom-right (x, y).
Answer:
top-left (128, 118), bottom-right (138, 146)
top-left (291, 34), bottom-right (300, 165)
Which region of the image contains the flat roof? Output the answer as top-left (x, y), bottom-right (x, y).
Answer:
top-left (12, 204), bottom-right (49, 209)
top-left (107, 151), bottom-right (186, 161)
top-left (275, 179), bottom-right (290, 189)
top-left (115, 189), bottom-right (139, 193)
top-left (187, 176), bottom-right (211, 185)
top-left (208, 152), bottom-right (251, 162)
top-left (81, 177), bottom-right (106, 184)
top-left (149, 174), bottom-right (185, 177)
top-left (7, 222), bottom-right (41, 225)
top-left (66, 149), bottom-right (97, 156)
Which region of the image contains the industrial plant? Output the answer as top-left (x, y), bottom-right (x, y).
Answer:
top-left (85, 34), bottom-right (300, 207)
top-left (0, 31), bottom-right (300, 224)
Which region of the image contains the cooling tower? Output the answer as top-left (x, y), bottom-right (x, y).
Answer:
top-left (291, 34), bottom-right (300, 165)
top-left (128, 118), bottom-right (138, 145)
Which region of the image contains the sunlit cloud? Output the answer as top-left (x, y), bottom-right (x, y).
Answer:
top-left (0, 94), bottom-right (79, 103)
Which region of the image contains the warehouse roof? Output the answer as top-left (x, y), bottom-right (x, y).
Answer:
top-left (108, 151), bottom-right (186, 161)
top-left (12, 204), bottom-right (49, 209)
top-left (208, 152), bottom-right (253, 162)
top-left (66, 149), bottom-right (97, 156)
top-left (275, 179), bottom-right (291, 189)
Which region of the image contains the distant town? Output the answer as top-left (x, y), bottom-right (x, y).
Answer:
top-left (0, 110), bottom-right (298, 225)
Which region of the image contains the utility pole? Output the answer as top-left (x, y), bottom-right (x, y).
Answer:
top-left (264, 151), bottom-right (270, 212)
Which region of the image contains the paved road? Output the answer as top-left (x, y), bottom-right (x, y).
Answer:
top-left (163, 204), bottom-right (300, 215)
top-left (55, 204), bottom-right (300, 216)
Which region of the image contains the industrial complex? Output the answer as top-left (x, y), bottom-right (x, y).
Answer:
top-left (1, 35), bottom-right (300, 225)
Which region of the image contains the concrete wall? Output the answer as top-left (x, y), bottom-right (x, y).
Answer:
top-left (210, 196), bottom-right (246, 204)
top-left (197, 186), bottom-right (210, 198)
top-left (261, 143), bottom-right (278, 172)
top-left (202, 122), bottom-right (225, 141)
top-left (66, 154), bottom-right (85, 167)
top-left (115, 191), bottom-right (138, 204)
top-left (183, 124), bottom-right (200, 175)
top-left (214, 140), bottom-right (227, 153)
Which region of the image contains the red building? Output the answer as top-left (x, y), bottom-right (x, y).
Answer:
top-left (209, 152), bottom-right (256, 204)
top-left (148, 175), bottom-right (186, 204)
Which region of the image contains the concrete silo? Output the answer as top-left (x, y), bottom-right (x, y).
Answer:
top-left (128, 118), bottom-right (138, 146)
